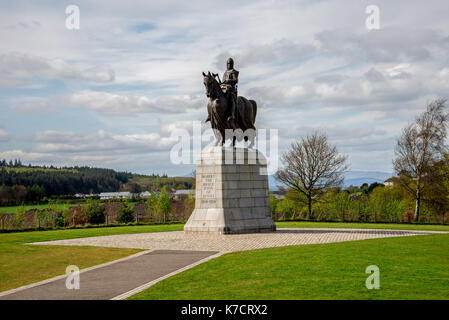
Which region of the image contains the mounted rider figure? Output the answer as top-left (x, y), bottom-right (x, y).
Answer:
top-left (205, 57), bottom-right (239, 128)
top-left (202, 58), bottom-right (257, 146)
top-left (221, 57), bottom-right (239, 128)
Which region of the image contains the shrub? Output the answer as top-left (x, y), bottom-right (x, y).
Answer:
top-left (10, 205), bottom-right (26, 229)
top-left (156, 187), bottom-right (171, 223)
top-left (84, 199), bottom-right (105, 224)
top-left (55, 206), bottom-right (69, 227)
top-left (117, 203), bottom-right (135, 223)
top-left (269, 193), bottom-right (279, 219)
top-left (144, 193), bottom-right (158, 220)
top-left (35, 209), bottom-right (51, 228)
top-left (369, 186), bottom-right (406, 222)
top-left (275, 198), bottom-right (298, 220)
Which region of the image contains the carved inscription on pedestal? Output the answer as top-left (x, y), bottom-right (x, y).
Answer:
top-left (200, 173), bottom-right (216, 205)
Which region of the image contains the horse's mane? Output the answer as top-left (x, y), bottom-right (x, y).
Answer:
top-left (207, 72), bottom-right (222, 98)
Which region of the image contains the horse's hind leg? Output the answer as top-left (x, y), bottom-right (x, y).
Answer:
top-left (244, 136), bottom-right (249, 148)
top-left (250, 135), bottom-right (255, 148)
top-left (233, 136), bottom-right (236, 147)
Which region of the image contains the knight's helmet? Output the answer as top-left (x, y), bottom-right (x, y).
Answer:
top-left (226, 58), bottom-right (237, 96)
top-left (226, 57), bottom-right (234, 70)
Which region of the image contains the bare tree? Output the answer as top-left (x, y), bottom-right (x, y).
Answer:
top-left (393, 98), bottom-right (449, 222)
top-left (275, 132), bottom-right (348, 219)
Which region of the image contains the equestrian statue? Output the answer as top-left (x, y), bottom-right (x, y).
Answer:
top-left (203, 58), bottom-right (257, 146)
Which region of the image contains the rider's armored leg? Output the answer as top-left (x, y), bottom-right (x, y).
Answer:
top-left (232, 94), bottom-right (237, 119)
top-left (230, 91), bottom-right (237, 121)
top-left (228, 96), bottom-right (236, 129)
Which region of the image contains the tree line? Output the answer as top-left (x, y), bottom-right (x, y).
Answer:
top-left (0, 164), bottom-right (131, 205)
top-left (275, 98), bottom-right (449, 224)
top-left (2, 187), bottom-right (182, 231)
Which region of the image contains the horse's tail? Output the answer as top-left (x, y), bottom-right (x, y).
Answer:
top-left (250, 100), bottom-right (257, 124)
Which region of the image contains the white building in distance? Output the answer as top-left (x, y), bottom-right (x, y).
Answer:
top-left (99, 192), bottom-right (132, 200)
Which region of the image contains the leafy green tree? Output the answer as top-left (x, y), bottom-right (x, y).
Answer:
top-left (157, 187), bottom-right (171, 223)
top-left (84, 198), bottom-right (105, 224)
top-left (394, 98), bottom-right (449, 222)
top-left (11, 204), bottom-right (26, 229)
top-left (182, 193), bottom-right (195, 221)
top-left (55, 205), bottom-right (69, 228)
top-left (0, 162), bottom-right (131, 198)
top-left (269, 193), bottom-right (279, 219)
top-left (420, 154), bottom-right (449, 223)
top-left (315, 190), bottom-right (351, 221)
top-left (360, 183), bottom-right (369, 194)
top-left (35, 209), bottom-right (49, 229)
top-left (117, 202), bottom-right (135, 223)
top-left (369, 186), bottom-right (406, 222)
top-left (349, 193), bottom-right (370, 221)
top-left (26, 185), bottom-right (45, 203)
top-left (275, 198), bottom-right (298, 220)
top-left (368, 182), bottom-right (384, 193)
top-left (45, 199), bottom-right (59, 227)
top-left (275, 132), bottom-right (348, 219)
top-left (331, 191), bottom-right (350, 221)
top-left (144, 193), bottom-right (158, 220)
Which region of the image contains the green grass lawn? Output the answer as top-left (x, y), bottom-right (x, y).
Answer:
top-left (129, 233), bottom-right (449, 300)
top-left (1, 221), bottom-right (448, 297)
top-left (276, 221), bottom-right (449, 231)
top-left (0, 224), bottom-right (183, 292)
top-left (0, 203), bottom-right (86, 214)
top-left (0, 201), bottom-right (143, 214)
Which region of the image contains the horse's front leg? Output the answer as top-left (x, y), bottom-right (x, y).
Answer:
top-left (221, 130), bottom-right (226, 146)
top-left (213, 129), bottom-right (223, 146)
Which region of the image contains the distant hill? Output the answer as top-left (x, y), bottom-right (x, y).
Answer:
top-left (0, 161), bottom-right (131, 196)
top-left (266, 171), bottom-right (393, 191)
top-left (124, 175), bottom-right (195, 193)
top-left (343, 171), bottom-right (392, 188)
top-left (268, 175), bottom-right (284, 191)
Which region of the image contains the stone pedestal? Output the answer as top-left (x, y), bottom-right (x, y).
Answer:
top-left (184, 146), bottom-right (276, 234)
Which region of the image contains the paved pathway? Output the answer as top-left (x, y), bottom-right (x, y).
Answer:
top-left (1, 228), bottom-right (444, 300)
top-left (29, 228), bottom-right (445, 252)
top-left (0, 250), bottom-right (219, 300)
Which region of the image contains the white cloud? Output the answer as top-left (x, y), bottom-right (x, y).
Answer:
top-left (33, 130), bottom-right (178, 153)
top-left (214, 39), bottom-right (317, 69)
top-left (69, 90), bottom-right (204, 116)
top-left (0, 129), bottom-right (183, 171)
top-left (8, 97), bottom-right (63, 115)
top-left (0, 149), bottom-right (53, 162)
top-left (245, 63), bottom-right (447, 119)
top-left (0, 128), bottom-right (11, 142)
top-left (0, 53), bottom-right (115, 88)
top-left (159, 120), bottom-right (206, 135)
top-left (1, 0), bottom-right (449, 174)
top-left (315, 28), bottom-right (447, 63)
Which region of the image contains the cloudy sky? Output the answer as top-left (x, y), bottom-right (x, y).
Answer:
top-left (0, 0), bottom-right (448, 176)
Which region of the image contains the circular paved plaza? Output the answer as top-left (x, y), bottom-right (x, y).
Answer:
top-left (30, 228), bottom-right (444, 252)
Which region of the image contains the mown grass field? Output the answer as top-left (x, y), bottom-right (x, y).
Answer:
top-left (0, 201), bottom-right (142, 214)
top-left (276, 221), bottom-right (449, 231)
top-left (0, 203), bottom-right (85, 214)
top-left (129, 233), bottom-right (449, 300)
top-left (0, 224), bottom-right (183, 292)
top-left (1, 221), bottom-right (448, 298)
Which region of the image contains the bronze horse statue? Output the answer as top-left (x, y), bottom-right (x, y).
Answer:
top-left (202, 71), bottom-right (257, 146)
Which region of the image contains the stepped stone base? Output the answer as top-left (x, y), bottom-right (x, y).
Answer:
top-left (184, 146), bottom-right (276, 234)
